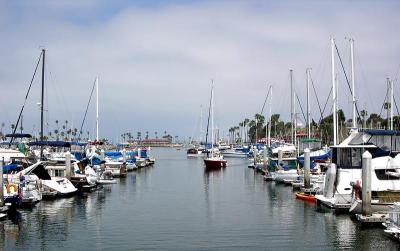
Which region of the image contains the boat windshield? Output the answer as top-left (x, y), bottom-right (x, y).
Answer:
top-left (349, 133), bottom-right (371, 145)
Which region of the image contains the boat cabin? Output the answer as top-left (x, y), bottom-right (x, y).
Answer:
top-left (332, 129), bottom-right (400, 170)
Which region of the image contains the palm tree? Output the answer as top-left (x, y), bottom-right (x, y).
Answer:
top-left (145, 131), bottom-right (149, 140)
top-left (55, 120), bottom-right (59, 130)
top-left (155, 131), bottom-right (158, 139)
top-left (11, 123), bottom-right (15, 132)
top-left (244, 118), bottom-right (250, 143)
top-left (54, 129), bottom-right (59, 140)
top-left (73, 128), bottom-right (78, 140)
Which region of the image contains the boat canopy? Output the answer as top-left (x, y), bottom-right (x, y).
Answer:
top-left (105, 151), bottom-right (122, 157)
top-left (360, 129), bottom-right (400, 136)
top-left (299, 138), bottom-right (322, 143)
top-left (0, 141), bottom-right (18, 145)
top-left (3, 164), bottom-right (18, 172)
top-left (70, 141), bottom-right (87, 146)
top-left (27, 141), bottom-right (71, 147)
top-left (5, 133), bottom-right (32, 138)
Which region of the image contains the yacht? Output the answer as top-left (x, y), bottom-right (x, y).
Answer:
top-left (316, 129), bottom-right (400, 211)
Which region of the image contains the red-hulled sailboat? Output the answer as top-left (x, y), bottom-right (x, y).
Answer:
top-left (203, 83), bottom-right (227, 169)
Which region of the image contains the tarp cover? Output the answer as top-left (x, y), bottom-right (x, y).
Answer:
top-left (5, 133), bottom-right (32, 138)
top-left (3, 164), bottom-right (18, 172)
top-left (27, 141), bottom-right (71, 147)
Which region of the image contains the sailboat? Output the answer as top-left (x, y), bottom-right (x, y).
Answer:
top-left (203, 84), bottom-right (227, 169)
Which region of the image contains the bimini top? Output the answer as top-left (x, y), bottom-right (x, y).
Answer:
top-left (70, 141), bottom-right (87, 147)
top-left (359, 129), bottom-right (400, 136)
top-left (27, 141), bottom-right (71, 147)
top-left (5, 133), bottom-right (32, 138)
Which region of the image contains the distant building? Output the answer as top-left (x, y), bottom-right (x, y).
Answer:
top-left (133, 138), bottom-right (171, 147)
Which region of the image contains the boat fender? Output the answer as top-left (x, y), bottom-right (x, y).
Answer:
top-left (6, 184), bottom-right (18, 193)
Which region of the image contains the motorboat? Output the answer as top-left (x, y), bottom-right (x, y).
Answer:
top-left (97, 170), bottom-right (117, 184)
top-left (187, 148), bottom-right (203, 157)
top-left (27, 161), bottom-right (77, 198)
top-left (316, 129), bottom-right (400, 211)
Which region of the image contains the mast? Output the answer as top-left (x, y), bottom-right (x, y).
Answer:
top-left (350, 38), bottom-right (357, 129)
top-left (331, 38), bottom-right (337, 145)
top-left (290, 69), bottom-right (294, 144)
top-left (96, 76), bottom-right (99, 141)
top-left (268, 86), bottom-right (272, 147)
top-left (200, 105), bottom-right (203, 143)
top-left (306, 68), bottom-right (311, 139)
top-left (40, 49), bottom-right (45, 160)
top-left (390, 78), bottom-right (394, 130)
top-left (204, 85), bottom-right (213, 158)
top-left (211, 82), bottom-right (214, 158)
top-left (294, 90), bottom-right (297, 148)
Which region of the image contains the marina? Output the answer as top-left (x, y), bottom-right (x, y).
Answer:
top-left (1, 148), bottom-right (398, 250)
top-left (1, 1), bottom-right (400, 250)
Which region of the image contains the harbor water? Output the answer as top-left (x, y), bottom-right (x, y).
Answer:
top-left (1, 148), bottom-right (397, 250)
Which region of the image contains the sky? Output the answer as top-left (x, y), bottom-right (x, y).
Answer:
top-left (0, 0), bottom-right (399, 142)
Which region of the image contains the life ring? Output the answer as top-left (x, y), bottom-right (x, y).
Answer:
top-left (6, 184), bottom-right (18, 193)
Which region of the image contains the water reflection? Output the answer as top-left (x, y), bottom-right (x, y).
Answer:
top-left (2, 149), bottom-right (399, 250)
top-left (203, 166), bottom-right (225, 225)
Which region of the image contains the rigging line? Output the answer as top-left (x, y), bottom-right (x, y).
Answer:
top-left (310, 75), bottom-right (324, 124)
top-left (378, 88), bottom-right (389, 118)
top-left (260, 85), bottom-right (271, 115)
top-left (394, 96), bottom-right (400, 116)
top-left (319, 86), bottom-right (333, 125)
top-left (204, 85), bottom-right (213, 158)
top-left (296, 93), bottom-right (307, 124)
top-left (79, 78), bottom-right (96, 139)
top-left (334, 43), bottom-right (362, 120)
top-left (9, 51), bottom-right (43, 146)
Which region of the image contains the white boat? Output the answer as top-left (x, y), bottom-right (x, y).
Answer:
top-left (104, 159), bottom-right (126, 177)
top-left (97, 170), bottom-right (117, 184)
top-left (27, 161), bottom-right (77, 197)
top-left (272, 169), bottom-right (301, 183)
top-left (316, 129), bottom-right (400, 211)
top-left (126, 162), bottom-right (137, 171)
top-left (187, 148), bottom-right (203, 157)
top-left (221, 148), bottom-right (250, 158)
top-left (383, 202), bottom-right (400, 241)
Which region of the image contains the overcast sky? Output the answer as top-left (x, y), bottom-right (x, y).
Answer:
top-left (1, 0), bottom-right (399, 141)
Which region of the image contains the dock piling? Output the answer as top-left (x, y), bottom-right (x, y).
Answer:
top-left (362, 150), bottom-right (372, 216)
top-left (304, 148), bottom-right (311, 188)
top-left (65, 151), bottom-right (72, 180)
top-left (0, 158), bottom-right (3, 207)
top-left (278, 149), bottom-right (283, 166)
top-left (263, 146), bottom-right (267, 169)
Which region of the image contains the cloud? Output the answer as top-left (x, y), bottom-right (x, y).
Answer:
top-left (0, 1), bottom-right (399, 140)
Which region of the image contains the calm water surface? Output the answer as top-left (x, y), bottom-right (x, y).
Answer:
top-left (1, 148), bottom-right (398, 250)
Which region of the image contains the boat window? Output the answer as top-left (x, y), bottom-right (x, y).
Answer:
top-left (335, 148), bottom-right (362, 169)
top-left (392, 136), bottom-right (400, 152)
top-left (54, 169), bottom-right (64, 177)
top-left (375, 169), bottom-right (400, 180)
top-left (352, 148), bottom-right (361, 167)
